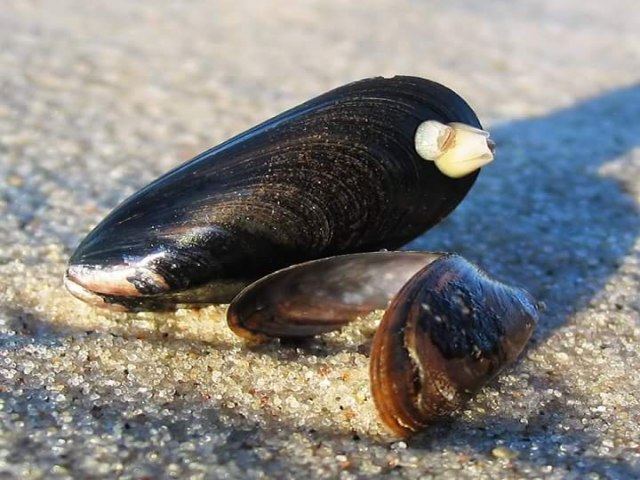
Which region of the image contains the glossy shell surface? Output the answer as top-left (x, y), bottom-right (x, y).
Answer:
top-left (66, 76), bottom-right (483, 310)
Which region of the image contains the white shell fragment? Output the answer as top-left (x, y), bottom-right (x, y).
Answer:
top-left (415, 120), bottom-right (494, 178)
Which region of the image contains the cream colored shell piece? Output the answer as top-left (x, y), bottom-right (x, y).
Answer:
top-left (415, 121), bottom-right (494, 178)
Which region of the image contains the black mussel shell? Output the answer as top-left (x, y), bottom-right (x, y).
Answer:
top-left (66, 76), bottom-right (485, 311)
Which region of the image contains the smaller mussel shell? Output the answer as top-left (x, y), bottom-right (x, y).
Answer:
top-left (227, 251), bottom-right (441, 341)
top-left (370, 254), bottom-right (538, 436)
top-left (227, 252), bottom-right (539, 436)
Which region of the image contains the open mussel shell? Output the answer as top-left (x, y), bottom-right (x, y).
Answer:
top-left (65, 76), bottom-right (490, 311)
top-left (226, 252), bottom-right (539, 436)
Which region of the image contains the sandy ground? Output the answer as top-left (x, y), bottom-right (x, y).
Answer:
top-left (1, 1), bottom-right (639, 478)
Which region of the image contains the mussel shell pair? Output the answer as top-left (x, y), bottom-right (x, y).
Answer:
top-left (64, 76), bottom-right (485, 311)
top-left (228, 251), bottom-right (539, 437)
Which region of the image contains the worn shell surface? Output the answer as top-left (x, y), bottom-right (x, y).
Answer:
top-left (370, 254), bottom-right (538, 436)
top-left (65, 76), bottom-right (485, 311)
top-left (227, 252), bottom-right (538, 436)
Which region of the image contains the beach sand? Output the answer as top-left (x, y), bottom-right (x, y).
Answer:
top-left (1, 1), bottom-right (639, 477)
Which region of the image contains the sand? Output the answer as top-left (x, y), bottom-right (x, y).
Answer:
top-left (1, 0), bottom-right (639, 478)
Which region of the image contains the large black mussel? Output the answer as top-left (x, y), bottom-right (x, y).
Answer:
top-left (65, 76), bottom-right (494, 311)
top-left (227, 252), bottom-right (539, 437)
